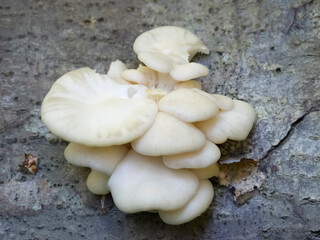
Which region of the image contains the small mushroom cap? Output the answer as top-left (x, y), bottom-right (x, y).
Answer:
top-left (122, 65), bottom-right (178, 94)
top-left (108, 150), bottom-right (199, 213)
top-left (169, 63), bottom-right (209, 81)
top-left (196, 100), bottom-right (256, 144)
top-left (191, 162), bottom-right (220, 179)
top-left (174, 80), bottom-right (202, 90)
top-left (163, 141), bottom-right (221, 169)
top-left (41, 67), bottom-right (158, 146)
top-left (64, 143), bottom-right (129, 175)
top-left (193, 89), bottom-right (234, 111)
top-left (87, 170), bottom-right (110, 195)
top-left (137, 51), bottom-right (173, 73)
top-left (210, 94), bottom-right (234, 110)
top-left (131, 112), bottom-right (206, 156)
top-left (158, 88), bottom-right (219, 122)
top-left (121, 69), bottom-right (147, 85)
top-left (107, 60), bottom-right (129, 84)
top-left (159, 180), bottom-right (214, 225)
top-left (133, 26), bottom-right (209, 77)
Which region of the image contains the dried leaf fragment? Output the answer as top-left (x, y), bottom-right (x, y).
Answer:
top-left (219, 159), bottom-right (265, 205)
top-left (21, 154), bottom-right (39, 174)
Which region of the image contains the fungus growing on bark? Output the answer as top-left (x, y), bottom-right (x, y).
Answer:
top-left (163, 141), bottom-right (220, 169)
top-left (40, 26), bottom-right (256, 225)
top-left (131, 112), bottom-right (206, 156)
top-left (64, 143), bottom-right (129, 175)
top-left (108, 150), bottom-right (199, 213)
top-left (41, 67), bottom-right (158, 146)
top-left (196, 100), bottom-right (256, 144)
top-left (87, 170), bottom-right (110, 195)
top-left (159, 180), bottom-right (214, 225)
top-left (133, 26), bottom-right (209, 81)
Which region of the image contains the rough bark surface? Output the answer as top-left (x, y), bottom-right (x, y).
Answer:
top-left (1, 0), bottom-right (319, 239)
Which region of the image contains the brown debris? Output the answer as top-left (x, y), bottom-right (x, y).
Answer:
top-left (219, 159), bottom-right (265, 205)
top-left (20, 154), bottom-right (39, 174)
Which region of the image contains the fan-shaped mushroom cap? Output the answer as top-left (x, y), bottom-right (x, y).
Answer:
top-left (158, 88), bottom-right (219, 122)
top-left (174, 80), bottom-right (201, 90)
top-left (121, 69), bottom-right (147, 85)
top-left (131, 112), bottom-right (206, 156)
top-left (86, 170), bottom-right (110, 195)
top-left (159, 180), bottom-right (214, 225)
top-left (210, 94), bottom-right (234, 111)
top-left (191, 162), bottom-right (220, 179)
top-left (196, 100), bottom-right (256, 144)
top-left (133, 26), bottom-right (209, 80)
top-left (169, 63), bottom-right (209, 81)
top-left (122, 65), bottom-right (177, 94)
top-left (193, 89), bottom-right (234, 111)
top-left (108, 150), bottom-right (199, 213)
top-left (106, 60), bottom-right (129, 84)
top-left (41, 67), bottom-right (158, 146)
top-left (64, 143), bottom-right (129, 175)
top-left (163, 141), bottom-right (221, 169)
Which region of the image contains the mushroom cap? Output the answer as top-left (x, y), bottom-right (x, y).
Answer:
top-left (196, 100), bottom-right (256, 144)
top-left (193, 89), bottom-right (234, 111)
top-left (131, 112), bottom-right (206, 156)
top-left (64, 143), bottom-right (129, 175)
top-left (159, 180), bottom-right (214, 225)
top-left (121, 69), bottom-right (147, 85)
top-left (191, 162), bottom-right (220, 179)
top-left (210, 94), bottom-right (234, 111)
top-left (86, 170), bottom-right (110, 195)
top-left (158, 88), bottom-right (219, 122)
top-left (163, 141), bottom-right (221, 169)
top-left (122, 65), bottom-right (177, 94)
top-left (133, 26), bottom-right (209, 77)
top-left (108, 150), bottom-right (199, 213)
top-left (169, 63), bottom-right (209, 81)
top-left (107, 60), bottom-right (129, 84)
top-left (174, 80), bottom-right (202, 90)
top-left (41, 67), bottom-right (158, 146)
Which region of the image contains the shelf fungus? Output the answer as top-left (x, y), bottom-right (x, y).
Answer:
top-left (41, 26), bottom-right (256, 225)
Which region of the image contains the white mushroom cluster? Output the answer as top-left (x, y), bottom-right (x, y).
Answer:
top-left (41, 26), bottom-right (256, 225)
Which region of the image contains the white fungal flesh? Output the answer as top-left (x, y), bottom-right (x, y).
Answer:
top-left (163, 141), bottom-right (221, 169)
top-left (174, 80), bottom-right (202, 90)
top-left (121, 69), bottom-right (147, 85)
top-left (169, 63), bottom-right (209, 81)
top-left (191, 162), bottom-right (220, 179)
top-left (131, 112), bottom-right (206, 156)
top-left (108, 150), bottom-right (199, 213)
top-left (133, 26), bottom-right (209, 80)
top-left (196, 100), bottom-right (256, 144)
top-left (41, 67), bottom-right (158, 146)
top-left (107, 60), bottom-right (129, 84)
top-left (193, 89), bottom-right (234, 111)
top-left (87, 170), bottom-right (110, 195)
top-left (158, 88), bottom-right (219, 122)
top-left (64, 143), bottom-right (129, 175)
top-left (41, 26), bottom-right (256, 225)
top-left (159, 180), bottom-right (214, 225)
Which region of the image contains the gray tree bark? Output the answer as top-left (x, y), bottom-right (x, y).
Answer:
top-left (1, 0), bottom-right (319, 239)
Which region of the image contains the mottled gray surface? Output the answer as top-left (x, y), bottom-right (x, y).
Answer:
top-left (1, 0), bottom-right (320, 239)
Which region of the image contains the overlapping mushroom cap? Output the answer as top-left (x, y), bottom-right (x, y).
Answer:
top-left (196, 100), bottom-right (256, 144)
top-left (40, 26), bottom-right (256, 225)
top-left (108, 150), bottom-right (199, 213)
top-left (133, 26), bottom-right (209, 81)
top-left (41, 67), bottom-right (158, 147)
top-left (159, 180), bottom-right (214, 225)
